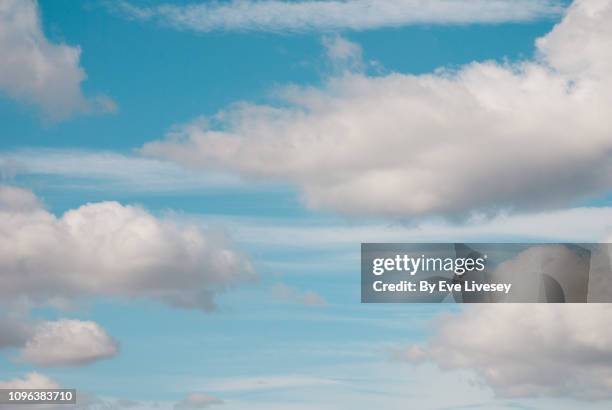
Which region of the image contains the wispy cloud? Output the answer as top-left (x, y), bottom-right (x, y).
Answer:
top-left (203, 375), bottom-right (339, 392)
top-left (0, 149), bottom-right (244, 193)
top-left (112, 0), bottom-right (564, 33)
top-left (190, 206), bottom-right (612, 252)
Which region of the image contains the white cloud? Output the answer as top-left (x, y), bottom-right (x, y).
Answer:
top-left (174, 393), bottom-right (223, 409)
top-left (143, 0), bottom-right (612, 218)
top-left (0, 372), bottom-right (60, 389)
top-left (0, 0), bottom-right (114, 119)
top-left (114, 0), bottom-right (564, 33)
top-left (0, 314), bottom-right (118, 368)
top-left (0, 185), bottom-right (255, 310)
top-left (19, 319), bottom-right (119, 367)
top-left (271, 283), bottom-right (327, 306)
top-left (399, 305), bottom-right (612, 400)
top-left (0, 149), bottom-right (244, 193)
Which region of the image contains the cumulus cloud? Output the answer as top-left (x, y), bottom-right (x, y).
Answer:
top-left (19, 319), bottom-right (119, 367)
top-left (174, 393), bottom-right (223, 409)
top-left (113, 0), bottom-right (563, 33)
top-left (0, 185), bottom-right (255, 310)
top-left (399, 305), bottom-right (612, 400)
top-left (143, 0), bottom-right (612, 218)
top-left (0, 0), bottom-right (114, 119)
top-left (271, 283), bottom-right (327, 306)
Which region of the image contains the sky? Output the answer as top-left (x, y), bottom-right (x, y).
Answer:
top-left (2, 0), bottom-right (612, 409)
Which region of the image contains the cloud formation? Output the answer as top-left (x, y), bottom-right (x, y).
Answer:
top-left (143, 0), bottom-right (612, 218)
top-left (19, 319), bottom-right (119, 367)
top-left (0, 0), bottom-right (114, 119)
top-left (0, 185), bottom-right (255, 310)
top-left (114, 0), bottom-right (563, 33)
top-left (399, 305), bottom-right (612, 400)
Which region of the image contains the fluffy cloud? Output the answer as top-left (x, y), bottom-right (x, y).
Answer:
top-left (143, 0), bottom-right (612, 218)
top-left (174, 393), bottom-right (223, 409)
top-left (399, 305), bottom-right (612, 400)
top-left (19, 319), bottom-right (119, 367)
top-left (0, 185), bottom-right (255, 310)
top-left (114, 0), bottom-right (563, 33)
top-left (0, 0), bottom-right (114, 119)
top-left (0, 312), bottom-right (119, 368)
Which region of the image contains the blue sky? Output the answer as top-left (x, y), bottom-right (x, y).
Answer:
top-left (2, 1), bottom-right (612, 409)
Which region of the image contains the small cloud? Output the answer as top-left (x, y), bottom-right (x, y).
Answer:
top-left (271, 283), bottom-right (327, 307)
top-left (92, 95), bottom-right (119, 114)
top-left (19, 319), bottom-right (119, 367)
top-left (174, 393), bottom-right (223, 409)
top-left (322, 35), bottom-right (364, 74)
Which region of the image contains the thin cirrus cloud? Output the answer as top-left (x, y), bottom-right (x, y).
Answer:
top-left (0, 0), bottom-right (116, 120)
top-left (113, 0), bottom-right (565, 33)
top-left (0, 185), bottom-right (256, 311)
top-left (0, 149), bottom-right (244, 193)
top-left (398, 305), bottom-right (612, 400)
top-left (143, 0), bottom-right (612, 218)
top-left (174, 393), bottom-right (223, 409)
